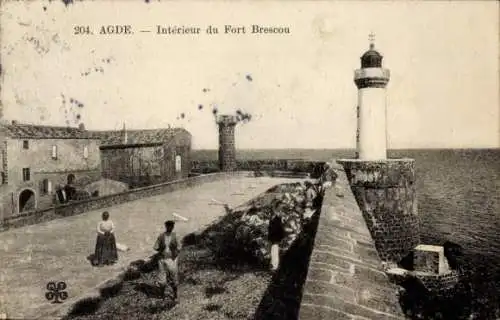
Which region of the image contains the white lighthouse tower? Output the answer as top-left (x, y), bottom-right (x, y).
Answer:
top-left (354, 34), bottom-right (390, 160)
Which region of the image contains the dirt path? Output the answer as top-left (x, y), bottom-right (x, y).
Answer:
top-left (0, 177), bottom-right (292, 319)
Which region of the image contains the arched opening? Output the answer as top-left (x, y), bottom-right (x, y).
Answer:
top-left (19, 189), bottom-right (36, 213)
top-left (67, 174), bottom-right (75, 185)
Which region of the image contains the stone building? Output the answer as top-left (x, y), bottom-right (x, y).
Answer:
top-left (90, 127), bottom-right (191, 188)
top-left (0, 121), bottom-right (101, 219)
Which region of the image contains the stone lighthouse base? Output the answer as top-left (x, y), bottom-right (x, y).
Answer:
top-left (337, 158), bottom-right (420, 264)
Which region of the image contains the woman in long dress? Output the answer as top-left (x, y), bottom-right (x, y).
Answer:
top-left (93, 211), bottom-right (118, 266)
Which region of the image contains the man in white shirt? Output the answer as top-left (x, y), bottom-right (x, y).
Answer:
top-left (153, 220), bottom-right (180, 302)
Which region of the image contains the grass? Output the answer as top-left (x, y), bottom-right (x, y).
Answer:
top-left (63, 235), bottom-right (273, 320)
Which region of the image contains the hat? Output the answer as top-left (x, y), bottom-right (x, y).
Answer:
top-left (164, 220), bottom-right (175, 227)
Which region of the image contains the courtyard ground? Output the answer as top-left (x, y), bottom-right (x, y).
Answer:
top-left (0, 177), bottom-right (292, 319)
top-left (62, 181), bottom-right (319, 320)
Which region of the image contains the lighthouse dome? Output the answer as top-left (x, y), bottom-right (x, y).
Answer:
top-left (361, 45), bottom-right (383, 68)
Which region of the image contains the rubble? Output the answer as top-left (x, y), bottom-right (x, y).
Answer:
top-left (198, 181), bottom-right (324, 265)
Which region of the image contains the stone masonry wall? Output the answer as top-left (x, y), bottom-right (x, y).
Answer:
top-left (338, 159), bottom-right (420, 264)
top-left (217, 115), bottom-right (237, 172)
top-left (299, 163), bottom-right (405, 319)
top-left (191, 159), bottom-right (326, 177)
top-left (0, 171), bottom-right (252, 231)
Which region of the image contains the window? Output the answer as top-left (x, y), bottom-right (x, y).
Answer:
top-left (41, 179), bottom-right (52, 195)
top-left (83, 146), bottom-right (88, 159)
top-left (23, 140), bottom-right (29, 149)
top-left (52, 145), bottom-right (58, 159)
top-left (175, 155), bottom-right (182, 173)
top-left (22, 168), bottom-right (30, 181)
top-left (1, 172), bottom-right (5, 185)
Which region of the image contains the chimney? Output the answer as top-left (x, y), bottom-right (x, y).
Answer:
top-left (122, 122), bottom-right (128, 144)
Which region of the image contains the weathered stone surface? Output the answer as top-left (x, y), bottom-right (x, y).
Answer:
top-left (338, 159), bottom-right (420, 263)
top-left (310, 251), bottom-right (353, 270)
top-left (338, 158), bottom-right (416, 188)
top-left (217, 115), bottom-right (237, 172)
top-left (353, 265), bottom-right (390, 284)
top-left (413, 244), bottom-right (451, 275)
top-left (302, 294), bottom-right (401, 320)
top-left (415, 270), bottom-right (460, 292)
top-left (307, 267), bottom-right (334, 283)
top-left (307, 280), bottom-right (357, 299)
top-left (299, 304), bottom-right (352, 320)
top-left (298, 166), bottom-right (405, 320)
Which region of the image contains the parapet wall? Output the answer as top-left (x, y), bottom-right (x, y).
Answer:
top-left (299, 163), bottom-right (405, 319)
top-left (0, 171), bottom-right (251, 231)
top-left (192, 159), bottom-right (326, 177)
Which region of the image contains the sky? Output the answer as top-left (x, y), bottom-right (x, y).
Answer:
top-left (1, 0), bottom-right (498, 150)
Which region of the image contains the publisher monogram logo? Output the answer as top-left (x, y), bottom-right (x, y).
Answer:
top-left (45, 281), bottom-right (68, 304)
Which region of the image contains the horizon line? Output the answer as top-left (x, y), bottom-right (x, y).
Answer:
top-left (192, 147), bottom-right (500, 151)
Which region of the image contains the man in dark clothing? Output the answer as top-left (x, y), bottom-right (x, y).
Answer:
top-left (64, 184), bottom-right (76, 202)
top-left (55, 184), bottom-right (68, 204)
top-left (153, 220), bottom-right (180, 302)
top-left (268, 210), bottom-right (285, 271)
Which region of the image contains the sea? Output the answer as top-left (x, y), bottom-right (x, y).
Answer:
top-left (192, 148), bottom-right (500, 317)
top-left (192, 148), bottom-right (500, 257)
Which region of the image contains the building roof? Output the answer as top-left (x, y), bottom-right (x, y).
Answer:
top-left (1, 122), bottom-right (94, 140)
top-left (0, 122), bottom-right (190, 145)
top-left (88, 128), bottom-right (190, 146)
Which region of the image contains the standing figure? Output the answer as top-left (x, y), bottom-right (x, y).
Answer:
top-left (55, 184), bottom-right (68, 204)
top-left (93, 211), bottom-right (118, 266)
top-left (268, 208), bottom-right (285, 272)
top-left (303, 181), bottom-right (319, 220)
top-left (153, 220), bottom-right (180, 302)
top-left (64, 184), bottom-right (76, 202)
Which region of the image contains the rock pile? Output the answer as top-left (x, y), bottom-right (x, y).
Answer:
top-left (198, 181), bottom-right (323, 266)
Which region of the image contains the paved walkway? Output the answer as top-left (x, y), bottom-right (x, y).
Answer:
top-left (0, 177), bottom-right (291, 319)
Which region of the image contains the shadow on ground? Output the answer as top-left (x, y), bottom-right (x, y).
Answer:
top-left (253, 211), bottom-right (320, 320)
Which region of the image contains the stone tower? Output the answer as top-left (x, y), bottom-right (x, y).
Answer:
top-left (339, 35), bottom-right (420, 263)
top-left (217, 115), bottom-right (237, 171)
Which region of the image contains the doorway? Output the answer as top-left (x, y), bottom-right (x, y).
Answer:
top-left (19, 189), bottom-right (36, 212)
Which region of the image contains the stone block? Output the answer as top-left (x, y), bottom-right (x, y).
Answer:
top-left (302, 293), bottom-right (399, 320)
top-left (311, 251), bottom-right (352, 270)
top-left (307, 267), bottom-right (334, 283)
top-left (413, 244), bottom-right (450, 275)
top-left (298, 303), bottom-right (352, 320)
top-left (318, 233), bottom-right (353, 252)
top-left (305, 280), bottom-right (356, 300)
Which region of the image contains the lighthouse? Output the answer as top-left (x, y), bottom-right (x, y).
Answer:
top-left (354, 33), bottom-right (390, 160)
top-left (338, 35), bottom-right (420, 263)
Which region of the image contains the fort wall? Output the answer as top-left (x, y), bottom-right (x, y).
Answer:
top-left (0, 171), bottom-right (251, 231)
top-left (298, 162), bottom-right (405, 319)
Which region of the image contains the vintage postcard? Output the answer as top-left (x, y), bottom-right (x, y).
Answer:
top-left (0, 1), bottom-right (498, 319)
